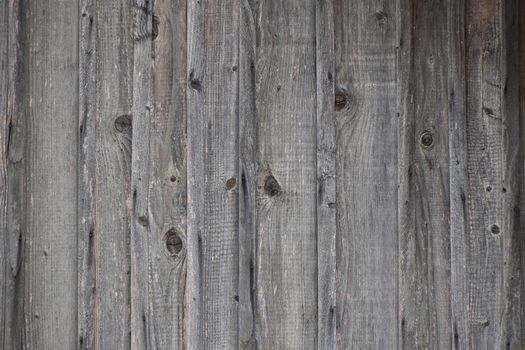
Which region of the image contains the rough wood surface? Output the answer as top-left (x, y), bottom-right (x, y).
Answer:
top-left (398, 0), bottom-right (452, 348)
top-left (1, 1), bottom-right (525, 349)
top-left (334, 1), bottom-right (398, 348)
top-left (25, 0), bottom-right (79, 348)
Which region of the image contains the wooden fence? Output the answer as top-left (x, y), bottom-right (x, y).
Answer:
top-left (1, 0), bottom-right (524, 349)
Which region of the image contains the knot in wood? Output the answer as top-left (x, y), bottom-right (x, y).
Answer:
top-left (264, 175), bottom-right (281, 197)
top-left (226, 177), bottom-right (236, 190)
top-left (114, 114), bottom-right (132, 133)
top-left (164, 228), bottom-right (183, 256)
top-left (420, 131), bottom-right (434, 148)
top-left (335, 91), bottom-right (348, 111)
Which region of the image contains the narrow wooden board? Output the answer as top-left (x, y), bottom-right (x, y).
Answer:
top-left (254, 1), bottom-right (318, 348)
top-left (397, 0), bottom-right (452, 348)
top-left (89, 1), bottom-right (134, 348)
top-left (186, 0), bottom-right (241, 348)
top-left (25, 0), bottom-right (79, 348)
top-left (334, 1), bottom-right (398, 348)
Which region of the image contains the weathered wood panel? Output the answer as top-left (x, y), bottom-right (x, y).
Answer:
top-left (254, 0), bottom-right (318, 348)
top-left (398, 0), bottom-right (452, 348)
top-left (1, 1), bottom-right (525, 349)
top-left (334, 1), bottom-right (399, 348)
top-left (25, 0), bottom-right (79, 348)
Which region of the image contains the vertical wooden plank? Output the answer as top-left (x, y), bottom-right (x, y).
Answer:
top-left (1, 0), bottom-right (27, 347)
top-left (186, 0), bottom-right (240, 348)
top-left (448, 0), bottom-right (469, 349)
top-left (500, 0), bottom-right (524, 347)
top-left (130, 0), bottom-right (153, 348)
top-left (254, 1), bottom-right (318, 348)
top-left (334, 1), bottom-right (398, 348)
top-left (450, 0), bottom-right (525, 347)
top-left (238, 0), bottom-right (257, 348)
top-left (25, 0), bottom-right (78, 347)
top-left (78, 0), bottom-right (97, 347)
top-left (92, 0), bottom-right (133, 348)
top-left (315, 0), bottom-right (336, 349)
top-left (397, 0), bottom-right (452, 348)
top-left (130, 0), bottom-right (187, 348)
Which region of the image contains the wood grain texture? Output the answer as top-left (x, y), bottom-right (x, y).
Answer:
top-left (397, 0), bottom-right (452, 348)
top-left (254, 0), bottom-right (318, 348)
top-left (1, 0), bottom-right (27, 347)
top-left (92, 0), bottom-right (133, 348)
top-left (78, 0), bottom-right (97, 347)
top-left (453, 0), bottom-right (519, 347)
top-left (238, 0), bottom-right (257, 348)
top-left (186, 0), bottom-right (240, 348)
top-left (130, 0), bottom-right (188, 348)
top-left (2, 2), bottom-right (525, 349)
top-left (315, 0), bottom-right (336, 348)
top-left (334, 1), bottom-right (398, 348)
top-left (25, 0), bottom-right (78, 348)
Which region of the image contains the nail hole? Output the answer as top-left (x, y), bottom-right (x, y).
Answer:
top-left (226, 177), bottom-right (236, 190)
top-left (232, 65), bottom-right (238, 72)
top-left (264, 175), bottom-right (281, 197)
top-left (114, 114), bottom-right (132, 132)
top-left (189, 70), bottom-right (202, 91)
top-left (335, 91), bottom-right (347, 111)
top-left (490, 224), bottom-right (500, 234)
top-left (328, 202), bottom-right (336, 209)
top-left (170, 175), bottom-right (177, 182)
top-left (502, 187), bottom-right (507, 193)
top-left (420, 131), bottom-right (434, 148)
top-left (164, 228), bottom-right (183, 256)
top-left (486, 186), bottom-right (492, 192)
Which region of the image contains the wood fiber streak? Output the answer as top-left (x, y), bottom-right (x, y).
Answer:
top-left (334, 0), bottom-right (398, 348)
top-left (398, 0), bottom-right (451, 348)
top-left (25, 0), bottom-right (78, 348)
top-left (186, 0), bottom-right (240, 348)
top-left (254, 0), bottom-right (318, 349)
top-left (93, 0), bottom-right (133, 348)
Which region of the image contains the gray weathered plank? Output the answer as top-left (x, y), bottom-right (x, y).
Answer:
top-left (397, 0), bottom-right (452, 348)
top-left (186, 0), bottom-right (240, 348)
top-left (1, 0), bottom-right (27, 347)
top-left (25, 0), bottom-right (78, 347)
top-left (130, 0), bottom-right (154, 348)
top-left (238, 0), bottom-right (257, 348)
top-left (334, 1), bottom-right (398, 348)
top-left (78, 0), bottom-right (97, 347)
top-left (315, 0), bottom-right (336, 348)
top-left (253, 0), bottom-right (318, 348)
top-left (450, 0), bottom-right (523, 347)
top-left (448, 0), bottom-right (470, 349)
top-left (130, 0), bottom-right (188, 348)
top-left (90, 0), bottom-right (133, 348)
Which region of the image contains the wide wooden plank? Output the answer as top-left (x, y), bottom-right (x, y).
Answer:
top-left (130, 0), bottom-right (187, 348)
top-left (450, 0), bottom-right (525, 347)
top-left (334, 1), bottom-right (398, 348)
top-left (186, 0), bottom-right (240, 347)
top-left (90, 1), bottom-right (133, 348)
top-left (397, 0), bottom-right (452, 348)
top-left (315, 0), bottom-right (336, 348)
top-left (254, 1), bottom-right (318, 348)
top-left (25, 0), bottom-right (79, 347)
